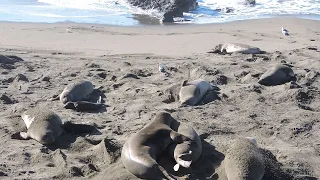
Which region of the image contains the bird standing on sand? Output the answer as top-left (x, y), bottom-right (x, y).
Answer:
top-left (282, 27), bottom-right (289, 36)
top-left (66, 28), bottom-right (72, 33)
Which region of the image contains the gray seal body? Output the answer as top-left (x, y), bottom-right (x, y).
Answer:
top-left (224, 137), bottom-right (265, 180)
top-left (19, 107), bottom-right (63, 145)
top-left (121, 112), bottom-right (194, 180)
top-left (258, 64), bottom-right (295, 86)
top-left (59, 81), bottom-right (103, 111)
top-left (213, 43), bottom-right (262, 54)
top-left (60, 80), bottom-right (94, 104)
top-left (179, 79), bottom-right (212, 106)
top-left (167, 123), bottom-right (202, 171)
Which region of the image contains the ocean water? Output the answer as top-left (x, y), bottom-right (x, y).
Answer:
top-left (0, 0), bottom-right (319, 26)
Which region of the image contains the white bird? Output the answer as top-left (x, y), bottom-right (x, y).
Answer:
top-left (159, 63), bottom-right (166, 73)
top-left (66, 28), bottom-right (72, 33)
top-left (282, 27), bottom-right (289, 36)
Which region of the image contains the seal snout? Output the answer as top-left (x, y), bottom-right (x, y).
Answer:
top-left (174, 151), bottom-right (193, 171)
top-left (177, 150), bottom-right (193, 167)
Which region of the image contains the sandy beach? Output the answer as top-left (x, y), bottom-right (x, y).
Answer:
top-left (0, 17), bottom-right (319, 179)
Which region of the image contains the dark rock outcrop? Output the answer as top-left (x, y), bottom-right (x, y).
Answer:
top-left (127, 0), bottom-right (197, 22)
top-left (243, 0), bottom-right (256, 6)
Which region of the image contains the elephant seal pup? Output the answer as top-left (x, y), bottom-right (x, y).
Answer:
top-left (179, 79), bottom-right (213, 106)
top-left (224, 137), bottom-right (265, 180)
top-left (16, 107), bottom-right (63, 145)
top-left (60, 81), bottom-right (103, 111)
top-left (258, 64), bottom-right (295, 86)
top-left (210, 43), bottom-right (262, 54)
top-left (167, 123), bottom-right (202, 171)
top-left (121, 112), bottom-right (195, 180)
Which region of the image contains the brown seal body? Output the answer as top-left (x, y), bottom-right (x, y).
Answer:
top-left (121, 112), bottom-right (194, 180)
top-left (224, 137), bottom-right (265, 180)
top-left (167, 123), bottom-right (202, 171)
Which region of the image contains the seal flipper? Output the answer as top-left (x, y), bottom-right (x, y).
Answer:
top-left (11, 132), bottom-right (30, 140)
top-left (63, 102), bottom-right (76, 109)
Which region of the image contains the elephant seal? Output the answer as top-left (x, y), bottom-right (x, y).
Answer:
top-left (209, 43), bottom-right (263, 54)
top-left (224, 137), bottom-right (265, 180)
top-left (10, 107), bottom-right (97, 145)
top-left (60, 81), bottom-right (103, 111)
top-left (121, 112), bottom-right (195, 180)
top-left (258, 64), bottom-right (295, 86)
top-left (167, 123), bottom-right (202, 171)
top-left (15, 107), bottom-right (64, 145)
top-left (179, 79), bottom-right (213, 106)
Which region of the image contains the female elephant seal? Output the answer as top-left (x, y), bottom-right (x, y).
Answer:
top-left (224, 137), bottom-right (265, 180)
top-left (258, 64), bottom-right (295, 86)
top-left (60, 80), bottom-right (94, 104)
top-left (179, 79), bottom-right (213, 106)
top-left (121, 112), bottom-right (195, 180)
top-left (167, 123), bottom-right (202, 171)
top-left (16, 107), bottom-right (63, 145)
top-left (210, 43), bottom-right (262, 54)
top-left (60, 80), bottom-right (103, 111)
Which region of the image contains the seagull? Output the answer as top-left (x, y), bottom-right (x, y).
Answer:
top-left (66, 28), bottom-right (72, 33)
top-left (159, 63), bottom-right (166, 73)
top-left (282, 27), bottom-right (289, 36)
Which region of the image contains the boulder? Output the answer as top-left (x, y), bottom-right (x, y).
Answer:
top-left (243, 0), bottom-right (256, 6)
top-left (127, 0), bottom-right (197, 22)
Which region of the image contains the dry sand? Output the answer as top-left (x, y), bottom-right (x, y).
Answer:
top-left (0, 17), bottom-right (319, 179)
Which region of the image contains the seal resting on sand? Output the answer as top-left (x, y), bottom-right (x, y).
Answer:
top-left (179, 79), bottom-right (213, 106)
top-left (121, 112), bottom-right (195, 180)
top-left (167, 122), bottom-right (202, 171)
top-left (13, 107), bottom-right (64, 145)
top-left (209, 43), bottom-right (263, 54)
top-left (258, 64), bottom-right (295, 86)
top-left (11, 107), bottom-right (97, 145)
top-left (224, 137), bottom-right (265, 180)
top-left (60, 80), bottom-right (103, 111)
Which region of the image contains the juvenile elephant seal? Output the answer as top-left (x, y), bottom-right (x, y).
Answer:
top-left (258, 64), bottom-right (295, 86)
top-left (121, 112), bottom-right (195, 180)
top-left (224, 137), bottom-right (265, 180)
top-left (15, 107), bottom-right (64, 145)
top-left (209, 43), bottom-right (262, 54)
top-left (60, 81), bottom-right (103, 111)
top-left (167, 123), bottom-right (202, 171)
top-left (179, 79), bottom-right (213, 106)
top-left (11, 107), bottom-right (97, 145)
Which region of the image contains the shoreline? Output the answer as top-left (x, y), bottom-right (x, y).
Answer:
top-left (0, 17), bottom-right (319, 57)
top-left (0, 14), bottom-right (320, 27)
top-left (0, 16), bottom-right (319, 179)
